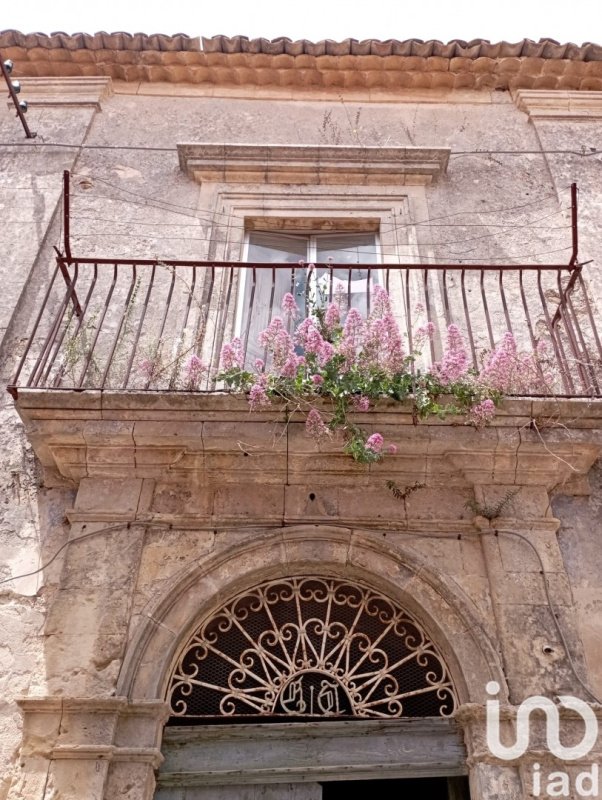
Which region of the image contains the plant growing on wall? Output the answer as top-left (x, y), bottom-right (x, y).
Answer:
top-left (218, 281), bottom-right (554, 463)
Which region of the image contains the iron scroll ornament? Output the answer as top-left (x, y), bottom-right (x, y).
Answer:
top-left (168, 576), bottom-right (457, 720)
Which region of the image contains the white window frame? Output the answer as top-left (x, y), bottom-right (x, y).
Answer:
top-left (234, 229), bottom-right (383, 342)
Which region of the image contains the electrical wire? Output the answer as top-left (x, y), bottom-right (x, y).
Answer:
top-left (1, 139), bottom-right (600, 159)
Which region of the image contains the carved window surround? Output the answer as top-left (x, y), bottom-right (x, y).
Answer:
top-left (177, 143), bottom-right (450, 186)
top-left (513, 89), bottom-right (602, 120)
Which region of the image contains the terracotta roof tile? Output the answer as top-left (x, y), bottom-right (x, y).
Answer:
top-left (2, 31), bottom-right (602, 91)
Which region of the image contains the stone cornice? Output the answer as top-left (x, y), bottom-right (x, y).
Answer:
top-left (12, 390), bottom-right (602, 491)
top-left (5, 76), bottom-right (112, 108)
top-left (514, 89), bottom-right (602, 119)
top-left (177, 143), bottom-right (450, 185)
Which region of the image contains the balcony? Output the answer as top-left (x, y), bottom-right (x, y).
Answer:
top-left (8, 257), bottom-right (602, 398)
top-left (7, 253), bottom-right (602, 506)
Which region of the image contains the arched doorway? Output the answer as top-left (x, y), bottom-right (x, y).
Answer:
top-left (156, 574), bottom-right (470, 799)
top-left (167, 575), bottom-right (457, 722)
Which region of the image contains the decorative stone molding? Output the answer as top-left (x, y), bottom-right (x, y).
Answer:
top-left (513, 89), bottom-right (602, 119)
top-left (4, 76), bottom-right (113, 109)
top-left (14, 391), bottom-right (602, 493)
top-left (12, 697), bottom-right (169, 800)
top-left (177, 143), bottom-right (451, 186)
top-left (116, 525), bottom-right (504, 703)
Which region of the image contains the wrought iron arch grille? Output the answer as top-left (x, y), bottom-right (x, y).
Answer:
top-left (168, 576), bottom-right (457, 721)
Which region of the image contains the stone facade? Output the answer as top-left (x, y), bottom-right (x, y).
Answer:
top-left (1, 34), bottom-right (602, 800)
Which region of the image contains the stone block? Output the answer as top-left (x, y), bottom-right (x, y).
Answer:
top-left (74, 478), bottom-right (142, 514)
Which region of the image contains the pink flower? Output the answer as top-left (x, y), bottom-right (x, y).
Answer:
top-left (361, 312), bottom-right (404, 374)
top-left (415, 321), bottom-right (436, 344)
top-left (371, 285), bottom-right (392, 317)
top-left (469, 398), bottom-right (496, 427)
top-left (317, 340), bottom-right (335, 366)
top-left (138, 358), bottom-right (156, 380)
top-left (311, 374), bottom-right (324, 386)
top-left (339, 308), bottom-right (365, 368)
top-left (365, 433), bottom-right (384, 453)
top-left (259, 317), bottom-right (296, 370)
top-left (183, 354), bottom-right (207, 389)
top-left (281, 355), bottom-right (304, 378)
top-left (387, 444), bottom-right (398, 455)
top-left (433, 325), bottom-right (469, 384)
top-left (294, 318), bottom-right (325, 355)
top-left (248, 376), bottom-right (271, 410)
top-left (281, 292), bottom-right (300, 320)
top-left (479, 333), bottom-right (556, 394)
top-left (254, 358), bottom-right (265, 371)
top-left (221, 338), bottom-right (244, 370)
top-left (352, 395), bottom-right (370, 412)
top-left (324, 302), bottom-right (341, 333)
top-left (305, 408), bottom-right (330, 441)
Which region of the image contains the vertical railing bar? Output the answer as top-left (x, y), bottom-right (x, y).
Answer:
top-left (52, 264), bottom-right (98, 388)
top-left (100, 265), bottom-right (138, 389)
top-left (183, 265), bottom-right (197, 350)
top-left (40, 262), bottom-right (83, 385)
top-left (498, 270), bottom-right (513, 333)
top-left (575, 270), bottom-right (602, 362)
top-left (242, 267), bottom-right (257, 365)
top-left (30, 264), bottom-right (81, 387)
top-left (268, 266), bottom-right (276, 323)
top-left (26, 267), bottom-right (72, 387)
top-left (460, 269), bottom-right (477, 369)
top-left (518, 269), bottom-right (546, 386)
top-left (423, 268), bottom-right (436, 366)
top-left (123, 264), bottom-right (155, 389)
top-left (555, 270), bottom-right (584, 393)
top-left (537, 270), bottom-right (573, 394)
top-left (479, 269), bottom-right (495, 349)
top-left (347, 266), bottom-right (352, 313)
top-left (10, 262), bottom-right (61, 389)
top-left (205, 266), bottom-right (224, 388)
top-left (564, 284), bottom-right (599, 393)
top-left (329, 265), bottom-right (334, 302)
top-left (441, 270), bottom-right (452, 328)
top-left (143, 264), bottom-right (176, 390)
top-left (200, 264), bottom-right (215, 358)
top-left (405, 269), bottom-right (414, 371)
top-left (366, 267), bottom-right (372, 317)
top-left (77, 264), bottom-right (118, 389)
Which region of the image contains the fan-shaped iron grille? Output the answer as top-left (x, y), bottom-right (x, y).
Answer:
top-left (168, 576), bottom-right (457, 721)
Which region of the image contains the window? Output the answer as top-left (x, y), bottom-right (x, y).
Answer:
top-left (236, 229), bottom-right (381, 363)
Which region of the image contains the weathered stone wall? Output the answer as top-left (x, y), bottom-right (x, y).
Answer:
top-left (1, 78), bottom-right (602, 799)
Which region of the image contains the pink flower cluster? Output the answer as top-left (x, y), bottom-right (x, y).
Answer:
top-left (258, 317), bottom-right (305, 376)
top-left (365, 433), bottom-right (384, 453)
top-left (479, 332), bottom-right (552, 394)
top-left (305, 408), bottom-right (330, 441)
top-left (249, 374), bottom-right (271, 410)
top-left (434, 324), bottom-right (469, 385)
top-left (469, 398), bottom-right (496, 427)
top-left (220, 337), bottom-right (244, 370)
top-left (183, 354), bottom-right (207, 390)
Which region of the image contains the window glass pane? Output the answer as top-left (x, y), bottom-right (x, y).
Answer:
top-left (240, 231), bottom-right (380, 366)
top-left (247, 231), bottom-right (307, 263)
top-left (315, 233), bottom-right (378, 315)
top-left (315, 232), bottom-right (378, 264)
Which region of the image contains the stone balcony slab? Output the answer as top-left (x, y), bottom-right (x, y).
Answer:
top-left (12, 390), bottom-right (602, 495)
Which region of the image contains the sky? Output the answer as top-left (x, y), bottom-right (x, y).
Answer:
top-left (2, 0), bottom-right (601, 44)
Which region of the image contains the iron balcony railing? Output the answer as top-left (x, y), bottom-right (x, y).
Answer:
top-left (8, 256), bottom-right (602, 398)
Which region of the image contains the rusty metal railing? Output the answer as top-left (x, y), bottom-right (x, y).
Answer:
top-left (7, 255), bottom-right (602, 398)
